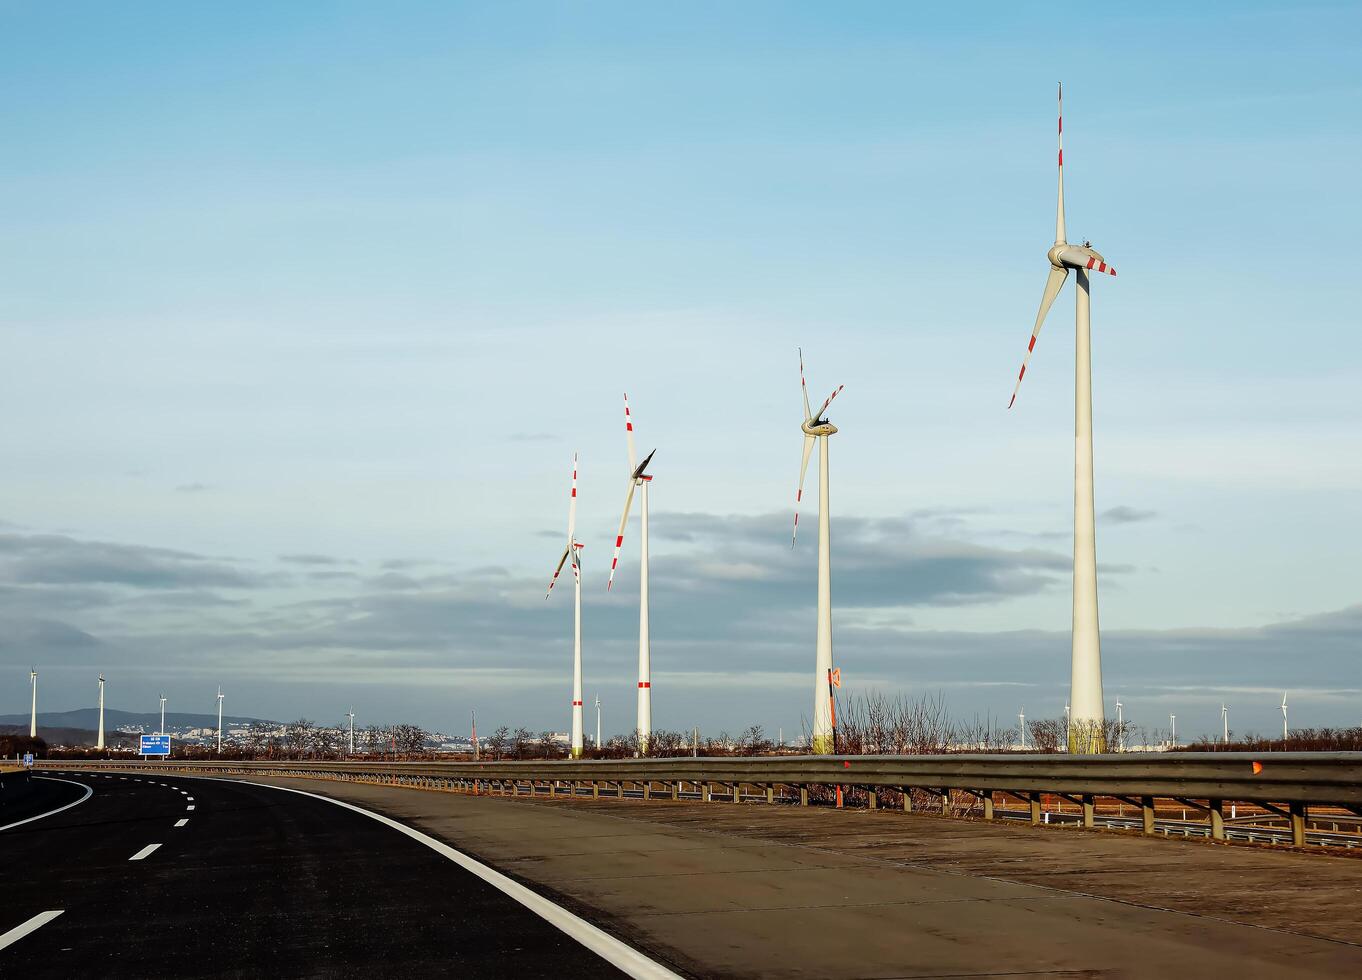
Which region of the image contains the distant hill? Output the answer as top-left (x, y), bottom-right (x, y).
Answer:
top-left (0, 724), bottom-right (139, 749)
top-left (0, 708), bottom-right (275, 731)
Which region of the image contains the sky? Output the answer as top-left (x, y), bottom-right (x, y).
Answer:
top-left (1, 2), bottom-right (1359, 742)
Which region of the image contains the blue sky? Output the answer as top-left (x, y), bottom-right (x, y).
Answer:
top-left (1, 2), bottom-right (1358, 740)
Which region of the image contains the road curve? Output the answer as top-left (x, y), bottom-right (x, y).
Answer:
top-left (0, 771), bottom-right (661, 978)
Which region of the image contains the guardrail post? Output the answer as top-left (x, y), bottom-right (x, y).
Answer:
top-left (733, 783), bottom-right (741, 804)
top-left (643, 781), bottom-right (652, 801)
top-left (902, 788), bottom-right (913, 813)
top-left (1030, 793), bottom-right (1042, 825)
top-left (671, 781), bottom-right (679, 801)
top-left (941, 789), bottom-right (951, 816)
top-left (1082, 794), bottom-right (1095, 829)
top-left (983, 792), bottom-right (994, 821)
top-left (591, 780), bottom-right (599, 799)
top-left (617, 781), bottom-right (625, 799)
top-left (799, 785), bottom-right (809, 807)
top-left (867, 788), bottom-right (877, 811)
top-left (766, 784), bottom-right (775, 804)
top-left (704, 782), bottom-right (713, 803)
top-left (1142, 796), bottom-right (1155, 835)
top-left (1290, 803), bottom-right (1307, 847)
top-left (1209, 799), bottom-right (1225, 840)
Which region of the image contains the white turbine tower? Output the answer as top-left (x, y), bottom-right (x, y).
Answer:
top-left (792, 349), bottom-right (844, 754)
top-left (216, 686), bottom-right (225, 754)
top-left (96, 674), bottom-right (106, 751)
top-left (159, 694), bottom-right (167, 736)
top-left (1115, 699), bottom-right (1123, 753)
top-left (1008, 85), bottom-right (1118, 754)
top-left (1281, 692), bottom-right (1289, 741)
top-left (546, 452), bottom-right (585, 759)
top-left (607, 393), bottom-right (657, 754)
top-left (1018, 707), bottom-right (1026, 750)
top-left (1169, 713), bottom-right (1176, 748)
top-left (595, 694), bottom-right (602, 750)
top-left (347, 708), bottom-right (356, 755)
top-left (29, 668), bottom-right (38, 738)
top-left (1221, 703), bottom-right (1229, 745)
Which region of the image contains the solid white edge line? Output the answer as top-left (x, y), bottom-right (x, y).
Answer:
top-left (174, 818), bottom-right (188, 827)
top-left (235, 778), bottom-right (682, 980)
top-left (129, 843), bottom-right (162, 861)
top-left (0, 909), bottom-right (64, 951)
top-left (0, 778), bottom-right (94, 833)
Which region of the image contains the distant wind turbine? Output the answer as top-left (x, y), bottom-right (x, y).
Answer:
top-left (216, 686), bottom-right (225, 754)
top-left (607, 393), bottom-right (657, 754)
top-left (595, 694), bottom-right (602, 750)
top-left (96, 674), bottom-right (106, 751)
top-left (1281, 692), bottom-right (1289, 741)
top-left (1018, 707), bottom-right (1026, 750)
top-left (347, 708), bottom-right (355, 755)
top-left (1007, 85), bottom-right (1118, 754)
top-left (1115, 699), bottom-right (1123, 753)
top-left (546, 452), bottom-right (586, 758)
top-left (159, 694), bottom-right (167, 736)
top-left (1221, 703), bottom-right (1229, 745)
top-left (29, 667), bottom-right (38, 738)
top-left (791, 349), bottom-right (845, 754)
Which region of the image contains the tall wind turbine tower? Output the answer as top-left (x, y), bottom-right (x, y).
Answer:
top-left (595, 694), bottom-right (602, 750)
top-left (1007, 85), bottom-right (1118, 754)
top-left (546, 452), bottom-right (586, 758)
top-left (1115, 699), bottom-right (1124, 753)
top-left (1221, 703), bottom-right (1229, 745)
top-left (29, 668), bottom-right (38, 738)
top-left (347, 708), bottom-right (356, 755)
top-left (216, 686), bottom-right (225, 754)
top-left (159, 694), bottom-right (167, 736)
top-left (1281, 692), bottom-right (1289, 741)
top-left (608, 394), bottom-right (657, 753)
top-left (96, 674), bottom-right (106, 751)
top-left (791, 349), bottom-right (845, 754)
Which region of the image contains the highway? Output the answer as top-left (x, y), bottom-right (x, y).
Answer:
top-left (0, 770), bottom-right (661, 978)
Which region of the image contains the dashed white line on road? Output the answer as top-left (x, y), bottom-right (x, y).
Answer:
top-left (186, 796), bottom-right (194, 801)
top-left (174, 819), bottom-right (188, 828)
top-left (186, 805), bottom-right (195, 811)
top-left (0, 910), bottom-right (64, 951)
top-left (129, 843), bottom-right (162, 861)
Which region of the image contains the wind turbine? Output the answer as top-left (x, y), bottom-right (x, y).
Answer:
top-left (1007, 85), bottom-right (1118, 754)
top-left (1281, 692), bottom-right (1289, 741)
top-left (29, 668), bottom-right (38, 738)
top-left (595, 694), bottom-right (602, 749)
top-left (1115, 699), bottom-right (1123, 753)
top-left (216, 686), bottom-right (225, 754)
top-left (1221, 703), bottom-right (1229, 745)
top-left (607, 393), bottom-right (657, 754)
top-left (1018, 707), bottom-right (1026, 750)
top-left (96, 674), bottom-right (106, 751)
top-left (791, 350), bottom-right (844, 754)
top-left (1169, 713), bottom-right (1176, 748)
top-left (346, 708), bottom-right (355, 755)
top-left (159, 694), bottom-right (167, 736)
top-left (545, 452), bottom-right (585, 758)
top-left (471, 709), bottom-right (479, 760)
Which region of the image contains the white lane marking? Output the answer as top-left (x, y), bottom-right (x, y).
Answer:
top-left (236, 779), bottom-right (682, 980)
top-left (185, 796), bottom-right (194, 802)
top-left (174, 819), bottom-right (188, 828)
top-left (0, 779), bottom-right (95, 834)
top-left (0, 910), bottom-right (64, 951)
top-left (179, 791), bottom-right (189, 796)
top-left (186, 805), bottom-right (195, 811)
top-left (129, 843), bottom-right (162, 861)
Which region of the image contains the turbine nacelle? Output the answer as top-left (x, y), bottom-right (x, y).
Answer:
top-left (802, 419), bottom-right (838, 436)
top-left (1047, 242), bottom-right (1116, 276)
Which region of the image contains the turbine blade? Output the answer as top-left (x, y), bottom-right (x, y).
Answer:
top-left (546, 547), bottom-right (570, 598)
top-left (792, 434), bottom-right (815, 546)
top-left (1056, 244), bottom-right (1117, 277)
top-left (632, 448), bottom-right (656, 480)
top-left (623, 393), bottom-right (637, 474)
top-left (1056, 82), bottom-right (1066, 245)
top-left (798, 348), bottom-right (811, 420)
top-left (816, 384), bottom-right (844, 420)
top-left (567, 452), bottom-right (579, 541)
top-left (1008, 264), bottom-right (1069, 408)
top-left (607, 478), bottom-right (638, 591)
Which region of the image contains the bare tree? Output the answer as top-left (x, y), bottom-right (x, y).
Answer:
top-left (488, 726), bottom-right (510, 760)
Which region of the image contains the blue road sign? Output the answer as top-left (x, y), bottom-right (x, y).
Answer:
top-left (140, 734), bottom-right (171, 756)
top-left (22, 753), bottom-right (33, 768)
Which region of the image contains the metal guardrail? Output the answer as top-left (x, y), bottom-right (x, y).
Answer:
top-left (41, 752), bottom-right (1362, 849)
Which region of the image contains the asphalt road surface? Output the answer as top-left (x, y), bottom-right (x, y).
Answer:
top-left (0, 771), bottom-right (637, 978)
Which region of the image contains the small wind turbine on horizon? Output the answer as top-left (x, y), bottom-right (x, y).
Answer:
top-left (792, 349), bottom-right (844, 755)
top-left (1115, 699), bottom-right (1123, 753)
top-left (1281, 692), bottom-right (1289, 741)
top-left (216, 685), bottom-right (225, 754)
top-left (159, 694), bottom-right (167, 736)
top-left (546, 452), bottom-right (586, 759)
top-left (1007, 84), bottom-right (1118, 754)
top-left (347, 707), bottom-right (356, 755)
top-left (1221, 703), bottom-right (1230, 745)
top-left (607, 393), bottom-right (657, 754)
top-left (29, 667), bottom-right (38, 738)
